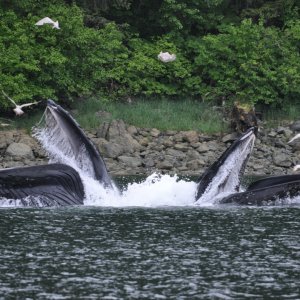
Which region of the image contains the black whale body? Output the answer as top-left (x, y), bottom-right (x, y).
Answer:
top-left (46, 99), bottom-right (114, 189)
top-left (0, 164), bottom-right (84, 206)
top-left (0, 99), bottom-right (299, 207)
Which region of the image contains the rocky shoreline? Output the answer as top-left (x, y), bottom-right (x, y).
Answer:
top-left (1, 119), bottom-right (300, 177)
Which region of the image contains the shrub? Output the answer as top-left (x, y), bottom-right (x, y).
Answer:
top-left (187, 19), bottom-right (300, 106)
top-left (0, 4), bottom-right (127, 107)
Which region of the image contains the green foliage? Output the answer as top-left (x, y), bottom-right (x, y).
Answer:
top-left (187, 19), bottom-right (300, 105)
top-left (0, 4), bottom-right (127, 108)
top-left (0, 1), bottom-right (300, 111)
top-left (119, 36), bottom-right (191, 98)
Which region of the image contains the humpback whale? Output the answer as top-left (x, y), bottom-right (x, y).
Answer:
top-left (43, 100), bottom-right (114, 189)
top-left (195, 127), bottom-right (256, 203)
top-left (0, 99), bottom-right (300, 207)
top-left (219, 174), bottom-right (300, 205)
top-left (0, 164), bottom-right (84, 206)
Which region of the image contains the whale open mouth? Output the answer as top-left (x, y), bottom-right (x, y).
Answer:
top-left (34, 99), bottom-right (114, 189)
top-left (195, 128), bottom-right (256, 204)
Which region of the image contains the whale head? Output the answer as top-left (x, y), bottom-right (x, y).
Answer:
top-left (195, 127), bottom-right (256, 204)
top-left (35, 99), bottom-right (115, 190)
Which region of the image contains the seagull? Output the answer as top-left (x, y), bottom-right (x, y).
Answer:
top-left (2, 90), bottom-right (39, 116)
top-left (288, 133), bottom-right (300, 144)
top-left (157, 51), bottom-right (176, 63)
top-left (35, 17), bottom-right (60, 29)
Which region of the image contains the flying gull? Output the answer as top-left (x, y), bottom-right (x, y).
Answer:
top-left (35, 17), bottom-right (60, 29)
top-left (157, 51), bottom-right (176, 63)
top-left (2, 90), bottom-right (39, 116)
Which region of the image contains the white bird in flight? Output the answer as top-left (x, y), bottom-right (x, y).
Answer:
top-left (157, 51), bottom-right (176, 63)
top-left (35, 17), bottom-right (60, 29)
top-left (2, 90), bottom-right (39, 116)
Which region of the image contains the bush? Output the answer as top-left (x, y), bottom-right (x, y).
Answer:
top-left (186, 19), bottom-right (300, 106)
top-left (0, 4), bottom-right (127, 107)
top-left (118, 36), bottom-right (191, 98)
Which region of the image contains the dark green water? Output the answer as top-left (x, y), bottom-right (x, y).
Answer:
top-left (0, 207), bottom-right (299, 299)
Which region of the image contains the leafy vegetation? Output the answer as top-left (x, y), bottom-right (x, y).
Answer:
top-left (0, 0), bottom-right (299, 111)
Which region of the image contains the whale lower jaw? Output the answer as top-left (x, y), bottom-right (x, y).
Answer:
top-left (0, 164), bottom-right (84, 207)
top-left (219, 175), bottom-right (300, 206)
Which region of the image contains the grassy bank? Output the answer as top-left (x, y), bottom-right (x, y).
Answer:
top-left (3, 98), bottom-right (300, 134)
top-left (73, 98), bottom-right (227, 133)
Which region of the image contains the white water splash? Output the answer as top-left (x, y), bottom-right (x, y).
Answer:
top-left (32, 122), bottom-right (197, 207)
top-left (1, 115), bottom-right (299, 208)
top-left (82, 173), bottom-right (196, 207)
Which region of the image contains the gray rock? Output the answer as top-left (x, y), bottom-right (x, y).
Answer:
top-left (174, 143), bottom-right (189, 152)
top-left (183, 131), bottom-right (199, 143)
top-left (163, 138), bottom-right (174, 148)
top-left (143, 157), bottom-right (155, 167)
top-left (0, 131), bottom-right (15, 149)
top-left (173, 133), bottom-right (184, 143)
top-left (156, 160), bottom-right (173, 170)
top-left (222, 132), bottom-right (238, 143)
top-left (165, 148), bottom-right (186, 160)
top-left (197, 143), bottom-right (210, 153)
top-left (268, 131), bottom-right (277, 138)
top-left (290, 121), bottom-right (300, 132)
top-left (107, 119), bottom-right (127, 140)
top-left (103, 142), bottom-right (124, 158)
top-left (272, 151), bottom-right (292, 167)
top-left (96, 121), bottom-right (110, 138)
top-left (274, 140), bottom-right (286, 148)
top-left (150, 128), bottom-right (160, 137)
top-left (186, 149), bottom-right (202, 160)
top-left (5, 142), bottom-right (34, 159)
top-left (289, 140), bottom-right (300, 152)
top-left (138, 137), bottom-right (149, 147)
top-left (127, 125), bottom-right (138, 136)
top-left (118, 156), bottom-right (142, 168)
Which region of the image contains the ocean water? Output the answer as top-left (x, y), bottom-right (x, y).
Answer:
top-left (1, 109), bottom-right (299, 298)
top-left (0, 205), bottom-right (299, 299)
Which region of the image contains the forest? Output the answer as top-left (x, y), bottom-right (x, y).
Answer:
top-left (0, 0), bottom-right (299, 109)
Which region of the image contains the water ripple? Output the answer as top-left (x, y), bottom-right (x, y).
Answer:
top-left (0, 207), bottom-right (299, 299)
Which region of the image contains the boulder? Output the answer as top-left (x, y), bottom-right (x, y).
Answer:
top-left (118, 156), bottom-right (142, 168)
top-left (272, 151), bottom-right (292, 168)
top-left (5, 142), bottom-right (34, 159)
top-left (166, 148), bottom-right (186, 160)
top-left (183, 131), bottom-right (199, 143)
top-left (150, 128), bottom-right (160, 137)
top-left (222, 132), bottom-right (239, 143)
top-left (96, 121), bottom-right (110, 139)
top-left (290, 120), bottom-right (300, 132)
top-left (197, 143), bottom-right (210, 153)
top-left (0, 130), bottom-right (15, 149)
